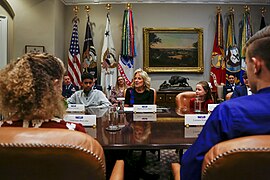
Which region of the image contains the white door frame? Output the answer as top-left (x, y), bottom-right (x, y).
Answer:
top-left (0, 15), bottom-right (8, 69)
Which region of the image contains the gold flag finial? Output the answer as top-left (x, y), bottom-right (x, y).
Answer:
top-left (73, 6), bottom-right (79, 16)
top-left (217, 6), bottom-right (222, 13)
top-left (127, 3), bottom-right (132, 10)
top-left (106, 3), bottom-right (112, 11)
top-left (72, 6), bottom-right (79, 23)
top-left (261, 7), bottom-right (266, 15)
top-left (229, 7), bottom-right (234, 14)
top-left (244, 5), bottom-right (250, 12)
top-left (85, 5), bottom-right (90, 14)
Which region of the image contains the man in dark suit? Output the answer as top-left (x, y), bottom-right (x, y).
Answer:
top-left (93, 78), bottom-right (103, 91)
top-left (62, 74), bottom-right (79, 98)
top-left (223, 74), bottom-right (237, 99)
top-left (231, 72), bottom-right (252, 98)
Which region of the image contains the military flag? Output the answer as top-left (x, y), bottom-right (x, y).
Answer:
top-left (101, 12), bottom-right (117, 97)
top-left (68, 17), bottom-right (81, 87)
top-left (210, 8), bottom-right (226, 91)
top-left (118, 8), bottom-right (136, 86)
top-left (225, 9), bottom-right (241, 85)
top-left (82, 14), bottom-right (97, 77)
top-left (239, 8), bottom-right (253, 85)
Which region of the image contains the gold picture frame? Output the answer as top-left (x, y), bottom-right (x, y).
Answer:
top-left (143, 28), bottom-right (204, 73)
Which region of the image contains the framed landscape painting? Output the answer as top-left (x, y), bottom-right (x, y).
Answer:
top-left (143, 28), bottom-right (203, 73)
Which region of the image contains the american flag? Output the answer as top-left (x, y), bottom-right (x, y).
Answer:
top-left (68, 18), bottom-right (81, 87)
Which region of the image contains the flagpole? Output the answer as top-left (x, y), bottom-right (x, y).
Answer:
top-left (68, 5), bottom-right (81, 87)
top-left (106, 3), bottom-right (113, 96)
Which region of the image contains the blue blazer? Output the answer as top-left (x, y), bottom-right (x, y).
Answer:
top-left (231, 85), bottom-right (248, 99)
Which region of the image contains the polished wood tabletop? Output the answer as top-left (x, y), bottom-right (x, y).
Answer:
top-left (85, 107), bottom-right (199, 150)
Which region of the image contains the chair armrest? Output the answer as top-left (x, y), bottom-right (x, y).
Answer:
top-left (110, 160), bottom-right (124, 180)
top-left (171, 162), bottom-right (181, 180)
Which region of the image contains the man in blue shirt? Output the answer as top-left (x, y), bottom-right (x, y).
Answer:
top-left (180, 25), bottom-right (270, 180)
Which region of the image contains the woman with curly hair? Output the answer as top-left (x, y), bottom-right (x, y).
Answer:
top-left (124, 68), bottom-right (156, 107)
top-left (0, 53), bottom-right (85, 132)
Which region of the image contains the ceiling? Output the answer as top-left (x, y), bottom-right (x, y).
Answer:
top-left (61, 0), bottom-right (270, 5)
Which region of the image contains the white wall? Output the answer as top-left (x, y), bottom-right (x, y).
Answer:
top-left (3, 1), bottom-right (270, 90)
top-left (64, 4), bottom-right (269, 89)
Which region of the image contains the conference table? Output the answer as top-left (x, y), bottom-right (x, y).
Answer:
top-left (84, 107), bottom-right (201, 151)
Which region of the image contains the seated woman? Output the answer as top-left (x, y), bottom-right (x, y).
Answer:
top-left (189, 81), bottom-right (213, 113)
top-left (0, 53), bottom-right (85, 133)
top-left (125, 68), bottom-right (155, 106)
top-left (109, 76), bottom-right (128, 105)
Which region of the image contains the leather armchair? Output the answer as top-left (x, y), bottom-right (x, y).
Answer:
top-left (202, 135), bottom-right (270, 180)
top-left (175, 91), bottom-right (196, 115)
top-left (171, 135), bottom-right (270, 180)
top-left (0, 127), bottom-right (124, 180)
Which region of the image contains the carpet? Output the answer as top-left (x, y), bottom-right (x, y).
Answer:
top-left (129, 149), bottom-right (180, 180)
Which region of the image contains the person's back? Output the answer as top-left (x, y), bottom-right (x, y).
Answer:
top-left (0, 53), bottom-right (85, 133)
top-left (181, 25), bottom-right (270, 180)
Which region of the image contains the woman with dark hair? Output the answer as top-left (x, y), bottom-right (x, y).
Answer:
top-left (189, 81), bottom-right (214, 113)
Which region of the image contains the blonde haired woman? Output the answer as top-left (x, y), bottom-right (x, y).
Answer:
top-left (124, 68), bottom-right (155, 106)
top-left (0, 53), bottom-right (85, 132)
top-left (109, 76), bottom-right (128, 105)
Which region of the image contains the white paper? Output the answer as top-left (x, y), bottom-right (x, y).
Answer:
top-left (133, 113), bottom-right (157, 121)
top-left (133, 105), bottom-right (157, 113)
top-left (64, 114), bottom-right (96, 126)
top-left (66, 104), bottom-right (85, 113)
top-left (208, 104), bottom-right (219, 114)
top-left (185, 114), bottom-right (209, 126)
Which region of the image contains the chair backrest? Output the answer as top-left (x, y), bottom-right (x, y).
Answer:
top-left (202, 135), bottom-right (270, 180)
top-left (175, 91), bottom-right (196, 115)
top-left (150, 87), bottom-right (157, 104)
top-left (0, 127), bottom-right (106, 180)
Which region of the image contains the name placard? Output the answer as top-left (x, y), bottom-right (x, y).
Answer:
top-left (133, 105), bottom-right (157, 113)
top-left (184, 126), bottom-right (203, 138)
top-left (184, 114), bottom-right (209, 126)
top-left (64, 114), bottom-right (96, 126)
top-left (66, 104), bottom-right (85, 113)
top-left (208, 104), bottom-right (219, 114)
top-left (133, 113), bottom-right (157, 121)
top-left (116, 97), bottom-right (125, 101)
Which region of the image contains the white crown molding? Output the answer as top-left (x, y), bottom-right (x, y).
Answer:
top-left (61, 0), bottom-right (270, 5)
